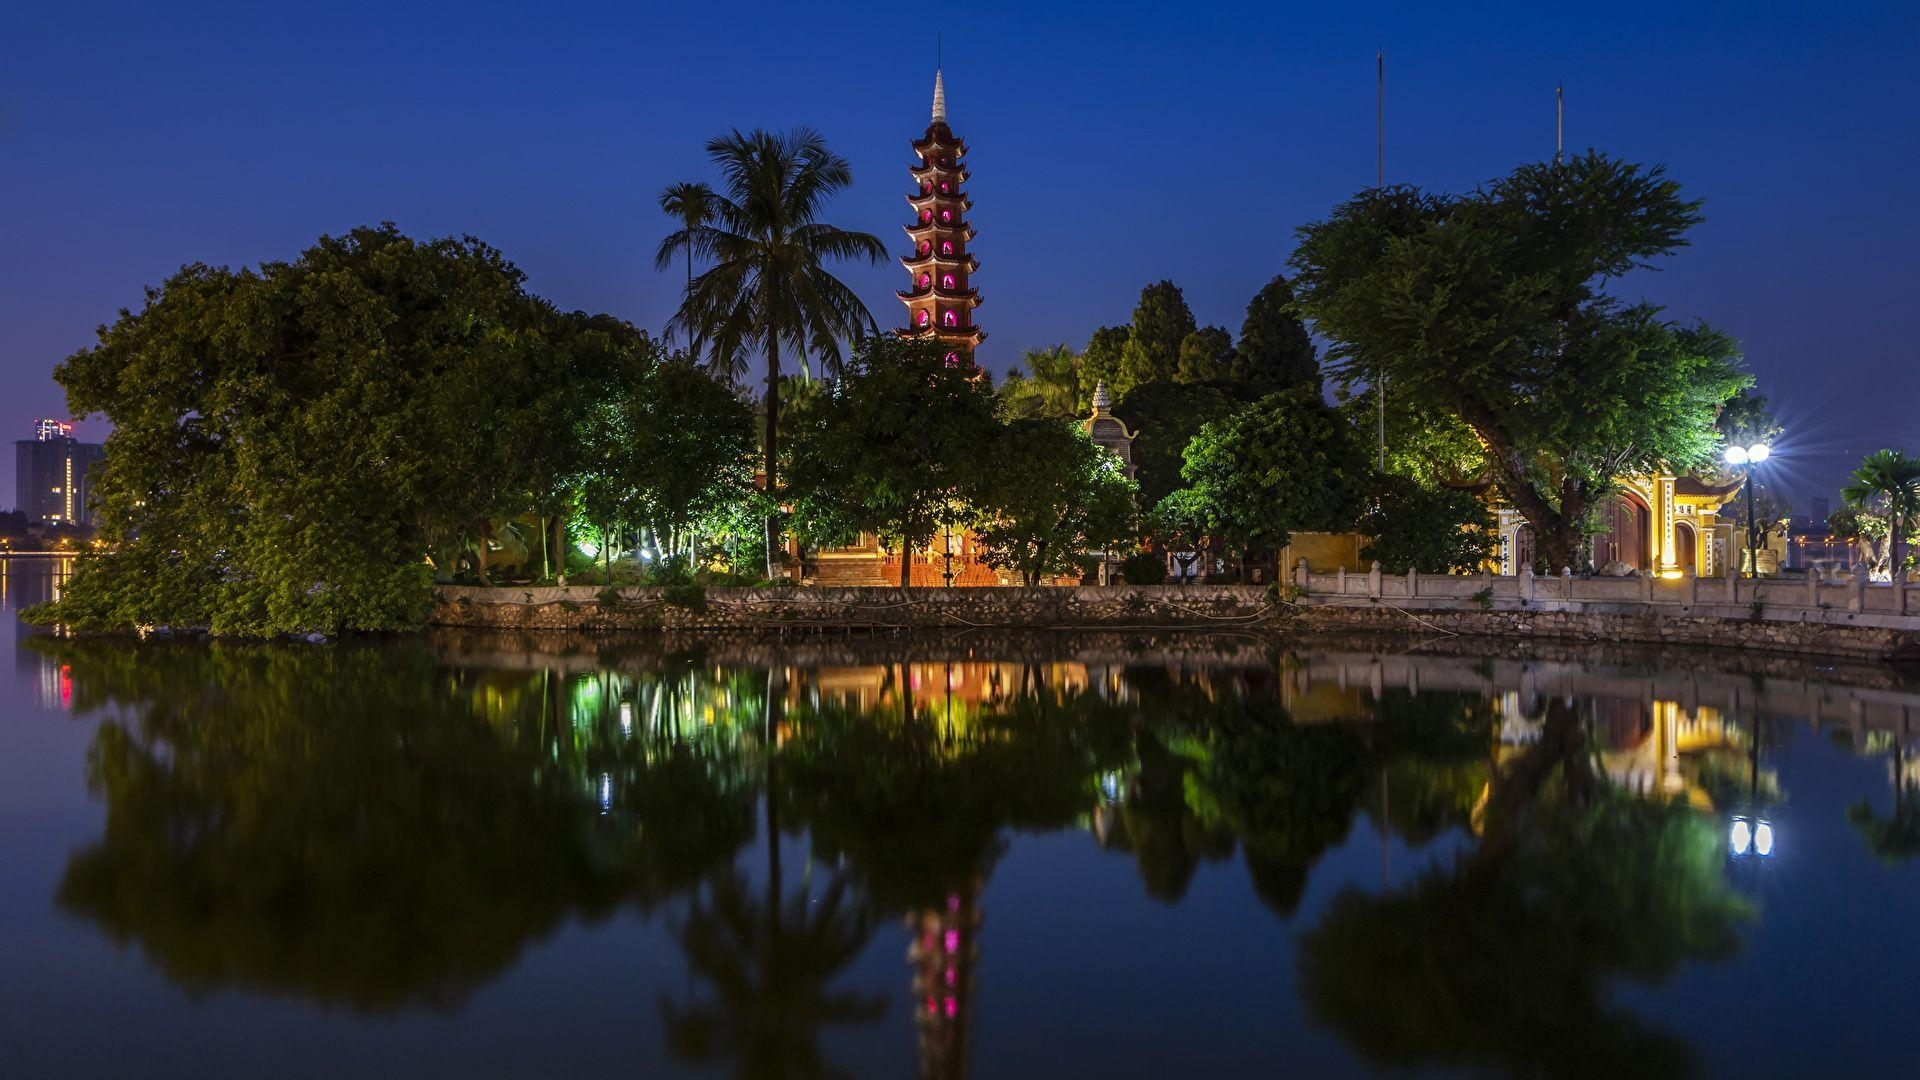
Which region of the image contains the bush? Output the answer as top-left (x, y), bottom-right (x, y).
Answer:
top-left (1119, 550), bottom-right (1167, 585)
top-left (663, 582), bottom-right (708, 612)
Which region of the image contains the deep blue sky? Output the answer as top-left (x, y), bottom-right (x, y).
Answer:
top-left (3, 1), bottom-right (1915, 509)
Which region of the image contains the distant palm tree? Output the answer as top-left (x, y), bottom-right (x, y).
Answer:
top-left (1841, 449), bottom-right (1920, 577)
top-left (667, 129), bottom-right (886, 578)
top-left (655, 180), bottom-right (715, 296)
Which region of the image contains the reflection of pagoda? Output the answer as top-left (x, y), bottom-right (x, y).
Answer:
top-left (900, 69), bottom-right (984, 367)
top-left (907, 883), bottom-right (980, 1079)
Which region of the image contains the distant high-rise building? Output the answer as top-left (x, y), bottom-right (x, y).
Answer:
top-left (16, 421), bottom-right (105, 527)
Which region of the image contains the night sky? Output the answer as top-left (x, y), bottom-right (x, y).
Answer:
top-left (3, 1), bottom-right (1915, 511)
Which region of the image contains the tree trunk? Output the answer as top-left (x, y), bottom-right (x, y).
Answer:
top-left (764, 338), bottom-right (782, 581)
top-left (899, 534), bottom-right (913, 588)
top-left (553, 515), bottom-right (567, 586)
top-left (1455, 400), bottom-right (1586, 573)
top-left (604, 526), bottom-right (613, 587)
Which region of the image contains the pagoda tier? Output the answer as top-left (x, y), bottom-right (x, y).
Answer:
top-left (901, 250), bottom-right (979, 272)
top-left (898, 283), bottom-right (983, 303)
top-left (897, 69), bottom-right (983, 365)
top-left (906, 190), bottom-right (973, 211)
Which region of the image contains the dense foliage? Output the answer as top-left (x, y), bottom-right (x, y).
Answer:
top-left (1156, 387), bottom-right (1373, 579)
top-left (35, 226), bottom-right (629, 635)
top-left (1291, 153), bottom-right (1751, 572)
top-left (969, 419), bottom-right (1138, 585)
top-left (783, 340), bottom-right (998, 585)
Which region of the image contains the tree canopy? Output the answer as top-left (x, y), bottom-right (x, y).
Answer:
top-left (783, 339), bottom-right (997, 585)
top-left (1156, 386), bottom-right (1373, 578)
top-left (1290, 153), bottom-right (1751, 572)
top-left (1230, 273), bottom-right (1318, 391)
top-left (968, 419), bottom-right (1138, 585)
top-left (38, 225), bottom-right (625, 636)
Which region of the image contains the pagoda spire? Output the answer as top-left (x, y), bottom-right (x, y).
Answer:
top-left (899, 68), bottom-right (984, 366)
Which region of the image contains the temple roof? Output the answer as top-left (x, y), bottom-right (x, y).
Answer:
top-left (898, 284), bottom-right (983, 304)
top-left (904, 221), bottom-right (975, 240)
top-left (901, 251), bottom-right (979, 271)
top-left (899, 324), bottom-right (986, 344)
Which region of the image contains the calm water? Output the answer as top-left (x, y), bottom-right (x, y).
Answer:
top-left (3, 560), bottom-right (1920, 1078)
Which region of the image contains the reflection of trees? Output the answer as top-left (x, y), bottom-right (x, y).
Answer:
top-left (43, 638), bottom-right (757, 1011)
top-left (660, 868), bottom-right (887, 1078)
top-left (1848, 719), bottom-right (1920, 862)
top-left (1298, 699), bottom-right (1751, 1078)
top-left (1113, 684), bottom-right (1494, 915)
top-left (778, 685), bottom-right (1134, 910)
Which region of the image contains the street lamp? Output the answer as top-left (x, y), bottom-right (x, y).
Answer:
top-left (1723, 442), bottom-right (1771, 579)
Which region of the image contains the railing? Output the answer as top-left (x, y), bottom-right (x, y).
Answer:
top-left (1293, 561), bottom-right (1915, 619)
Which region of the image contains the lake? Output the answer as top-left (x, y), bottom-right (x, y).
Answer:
top-left (3, 558), bottom-right (1918, 1078)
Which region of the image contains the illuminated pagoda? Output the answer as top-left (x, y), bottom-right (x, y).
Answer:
top-left (900, 69), bottom-right (984, 366)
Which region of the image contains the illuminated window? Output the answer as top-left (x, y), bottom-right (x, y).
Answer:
top-left (940, 209), bottom-right (952, 222)
top-left (918, 272), bottom-right (931, 288)
top-left (941, 273), bottom-right (955, 289)
top-left (918, 310), bottom-right (931, 327)
top-left (922, 181), bottom-right (932, 193)
top-left (943, 310), bottom-right (958, 327)
top-left (921, 209), bottom-right (932, 223)
top-left (939, 181), bottom-right (950, 193)
top-left (944, 351), bottom-right (959, 365)
top-left (919, 241), bottom-right (931, 255)
top-left (940, 241), bottom-right (953, 255)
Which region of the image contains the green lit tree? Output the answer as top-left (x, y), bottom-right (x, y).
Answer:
top-left (1359, 475), bottom-right (1498, 574)
top-left (1080, 325), bottom-right (1130, 398)
top-left (1290, 154), bottom-right (1751, 572)
top-left (1111, 380), bottom-right (1252, 508)
top-left (783, 339), bottom-right (996, 587)
top-left (1156, 387), bottom-right (1372, 581)
top-left (37, 225), bottom-right (620, 635)
top-left (665, 128), bottom-right (888, 578)
top-left (968, 419), bottom-right (1138, 585)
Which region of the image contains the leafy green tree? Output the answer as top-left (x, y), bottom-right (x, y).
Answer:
top-left (568, 350), bottom-right (756, 581)
top-left (1290, 154), bottom-right (1751, 572)
top-left (784, 339), bottom-right (996, 586)
top-left (1231, 273), bottom-right (1318, 391)
top-left (666, 128), bottom-right (887, 578)
top-left (1112, 380), bottom-right (1252, 508)
top-left (996, 343), bottom-right (1082, 420)
top-left (969, 419), bottom-right (1137, 585)
top-left (1841, 449), bottom-right (1920, 578)
top-left (1359, 476), bottom-right (1498, 574)
top-left (1115, 280), bottom-right (1197, 394)
top-left (1174, 326), bottom-right (1235, 382)
top-left (1080, 325), bottom-right (1130, 397)
top-left (1157, 387), bottom-right (1372, 580)
top-left (35, 225), bottom-right (613, 636)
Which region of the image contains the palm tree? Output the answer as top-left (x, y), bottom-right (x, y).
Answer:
top-left (655, 180), bottom-right (715, 296)
top-left (1841, 449), bottom-right (1920, 578)
top-left (667, 129), bottom-right (887, 578)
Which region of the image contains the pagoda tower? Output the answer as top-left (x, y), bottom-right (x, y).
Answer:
top-left (900, 69), bottom-right (984, 365)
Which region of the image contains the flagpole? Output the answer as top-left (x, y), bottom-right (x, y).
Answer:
top-left (1375, 49), bottom-right (1386, 472)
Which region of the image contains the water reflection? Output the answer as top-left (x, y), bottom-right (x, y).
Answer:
top-left (23, 629), bottom-right (1920, 1076)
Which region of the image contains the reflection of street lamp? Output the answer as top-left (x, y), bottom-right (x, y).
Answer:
top-left (1723, 443), bottom-right (1772, 579)
top-left (1730, 711), bottom-right (1776, 859)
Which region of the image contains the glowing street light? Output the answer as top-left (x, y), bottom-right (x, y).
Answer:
top-left (1724, 441), bottom-right (1773, 579)
top-left (1729, 814), bottom-right (1776, 859)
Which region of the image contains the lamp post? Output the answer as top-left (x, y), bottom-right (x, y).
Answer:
top-left (1723, 442), bottom-right (1771, 579)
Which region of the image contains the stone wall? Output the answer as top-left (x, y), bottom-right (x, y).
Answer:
top-left (431, 583), bottom-right (1275, 633)
top-left (431, 575), bottom-right (1920, 661)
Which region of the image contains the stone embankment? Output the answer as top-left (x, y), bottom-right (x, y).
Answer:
top-left (431, 567), bottom-right (1920, 661)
